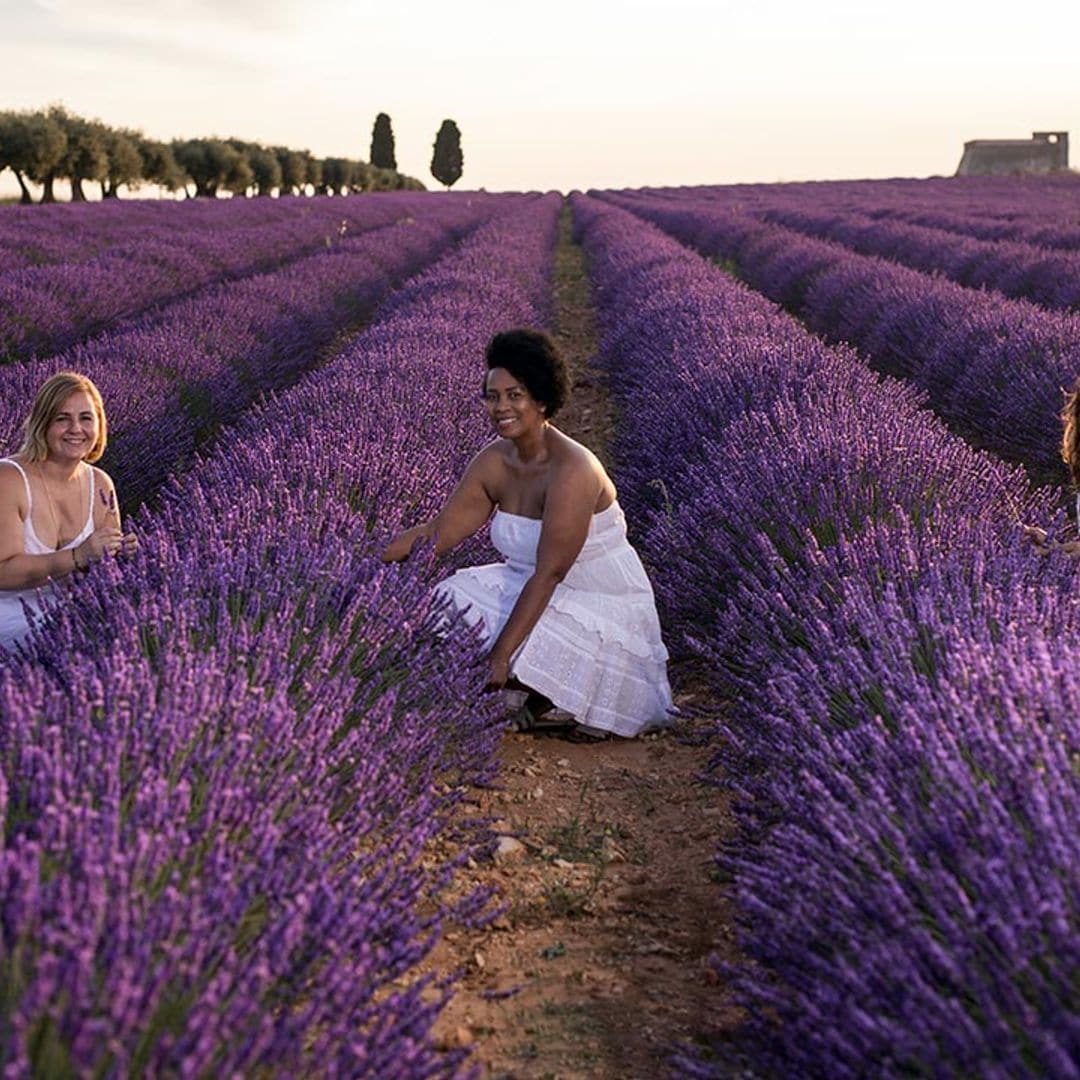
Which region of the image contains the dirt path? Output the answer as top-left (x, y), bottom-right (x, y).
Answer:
top-left (427, 204), bottom-right (742, 1078)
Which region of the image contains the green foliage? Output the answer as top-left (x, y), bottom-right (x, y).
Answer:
top-left (234, 142), bottom-right (282, 196)
top-left (430, 119), bottom-right (463, 189)
top-left (0, 108), bottom-right (67, 203)
top-left (272, 145), bottom-right (307, 195)
top-left (368, 165), bottom-right (398, 192)
top-left (223, 152), bottom-right (254, 197)
top-left (50, 106), bottom-right (109, 201)
top-left (101, 128), bottom-right (143, 198)
top-left (303, 152), bottom-right (323, 191)
top-left (173, 138), bottom-right (245, 198)
top-left (369, 112), bottom-right (396, 170)
top-left (0, 102), bottom-right (421, 202)
top-left (350, 159), bottom-right (372, 191)
top-left (137, 137), bottom-right (185, 192)
top-left (320, 156), bottom-right (351, 195)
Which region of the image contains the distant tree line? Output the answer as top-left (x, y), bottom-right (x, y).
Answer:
top-left (371, 112), bottom-right (465, 191)
top-left (0, 105), bottom-right (426, 203)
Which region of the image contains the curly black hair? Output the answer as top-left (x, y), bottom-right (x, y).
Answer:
top-left (484, 328), bottom-right (569, 418)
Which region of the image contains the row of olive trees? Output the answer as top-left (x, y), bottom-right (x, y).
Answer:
top-left (0, 105), bottom-right (425, 203)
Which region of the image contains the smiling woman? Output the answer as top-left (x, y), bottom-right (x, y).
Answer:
top-left (0, 371), bottom-right (137, 653)
top-left (381, 328), bottom-right (673, 738)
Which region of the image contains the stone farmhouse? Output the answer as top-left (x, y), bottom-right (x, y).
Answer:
top-left (956, 131), bottom-right (1068, 176)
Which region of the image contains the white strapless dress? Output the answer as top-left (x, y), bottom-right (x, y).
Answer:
top-left (435, 501), bottom-right (673, 737)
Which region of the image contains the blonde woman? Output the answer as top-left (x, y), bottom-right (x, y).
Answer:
top-left (1024, 379), bottom-right (1080, 555)
top-left (0, 372), bottom-right (136, 651)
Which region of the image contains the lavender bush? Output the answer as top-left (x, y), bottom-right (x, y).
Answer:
top-left (0, 198), bottom-right (498, 510)
top-left (598, 188), bottom-right (1080, 475)
top-left (755, 205), bottom-right (1080, 311)
top-left (0, 193), bottom-right (493, 363)
top-left (0, 194), bottom-right (380, 270)
top-left (612, 174), bottom-right (1080, 248)
top-left (0, 193), bottom-right (561, 1074)
top-left (572, 192), bottom-right (1079, 1079)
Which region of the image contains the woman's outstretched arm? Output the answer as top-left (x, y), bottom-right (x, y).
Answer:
top-left (1023, 524), bottom-right (1080, 557)
top-left (381, 447), bottom-right (498, 563)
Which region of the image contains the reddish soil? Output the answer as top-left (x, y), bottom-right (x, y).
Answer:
top-left (425, 205), bottom-right (742, 1078)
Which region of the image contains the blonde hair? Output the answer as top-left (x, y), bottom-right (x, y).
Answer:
top-left (19, 372), bottom-right (108, 464)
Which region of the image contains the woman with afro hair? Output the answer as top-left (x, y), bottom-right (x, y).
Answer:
top-left (383, 328), bottom-right (672, 738)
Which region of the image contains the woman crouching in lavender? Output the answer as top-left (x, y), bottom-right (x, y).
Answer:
top-left (1026, 378), bottom-right (1080, 556)
top-left (0, 372), bottom-right (137, 653)
top-left (382, 328), bottom-right (673, 738)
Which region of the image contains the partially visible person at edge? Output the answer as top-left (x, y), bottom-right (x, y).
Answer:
top-left (0, 372), bottom-right (137, 653)
top-left (381, 328), bottom-right (673, 739)
top-left (1026, 378), bottom-right (1080, 556)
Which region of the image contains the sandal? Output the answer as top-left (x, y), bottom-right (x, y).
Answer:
top-left (506, 705), bottom-right (577, 733)
top-left (562, 724), bottom-right (612, 743)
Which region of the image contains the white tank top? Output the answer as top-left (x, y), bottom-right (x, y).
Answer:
top-left (0, 458), bottom-right (96, 652)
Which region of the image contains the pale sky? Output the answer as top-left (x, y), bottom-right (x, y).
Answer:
top-left (1, 0), bottom-right (1077, 193)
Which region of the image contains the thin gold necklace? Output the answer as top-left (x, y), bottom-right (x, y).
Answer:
top-left (36, 461), bottom-right (84, 550)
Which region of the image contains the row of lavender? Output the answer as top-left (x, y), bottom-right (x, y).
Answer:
top-left (571, 194), bottom-right (1079, 1078)
top-left (0, 193), bottom-right (562, 1074)
top-left (664, 176), bottom-right (1080, 303)
top-left (0, 192), bottom-right (484, 363)
top-left (642, 175), bottom-right (1080, 249)
top-left (598, 188), bottom-right (1080, 475)
top-left (794, 177), bottom-right (1080, 249)
top-left (755, 204), bottom-right (1080, 311)
top-left (866, 202), bottom-right (1080, 252)
top-left (0, 195), bottom-right (359, 270)
top-left (0, 198), bottom-right (494, 510)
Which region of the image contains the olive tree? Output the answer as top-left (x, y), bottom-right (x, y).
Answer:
top-left (0, 109), bottom-right (67, 203)
top-left (101, 129), bottom-right (144, 198)
top-left (173, 138), bottom-right (246, 197)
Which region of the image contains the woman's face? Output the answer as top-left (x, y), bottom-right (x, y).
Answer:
top-left (484, 367), bottom-right (546, 438)
top-left (46, 390), bottom-right (99, 464)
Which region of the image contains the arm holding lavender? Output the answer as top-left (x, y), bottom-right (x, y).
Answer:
top-left (0, 466), bottom-right (85, 588)
top-left (92, 469), bottom-right (137, 558)
top-left (381, 449), bottom-right (496, 563)
top-left (1031, 380), bottom-right (1080, 556)
top-left (1022, 523), bottom-right (1080, 557)
top-left (1019, 379), bottom-right (1080, 556)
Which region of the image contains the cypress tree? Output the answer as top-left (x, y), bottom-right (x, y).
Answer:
top-left (370, 113), bottom-right (396, 171)
top-left (430, 119), bottom-right (463, 190)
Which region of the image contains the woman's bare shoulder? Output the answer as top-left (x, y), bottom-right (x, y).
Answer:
top-left (459, 440), bottom-right (511, 502)
top-left (550, 428), bottom-right (608, 477)
top-left (0, 458), bottom-right (26, 485)
top-left (470, 438), bottom-right (511, 472)
top-left (89, 464), bottom-right (115, 489)
top-left (0, 460), bottom-right (28, 508)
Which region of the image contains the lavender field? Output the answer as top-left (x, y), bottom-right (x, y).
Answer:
top-left (1, 179), bottom-right (1079, 1077)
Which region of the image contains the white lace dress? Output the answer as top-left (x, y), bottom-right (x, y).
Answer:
top-left (435, 501), bottom-right (673, 737)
